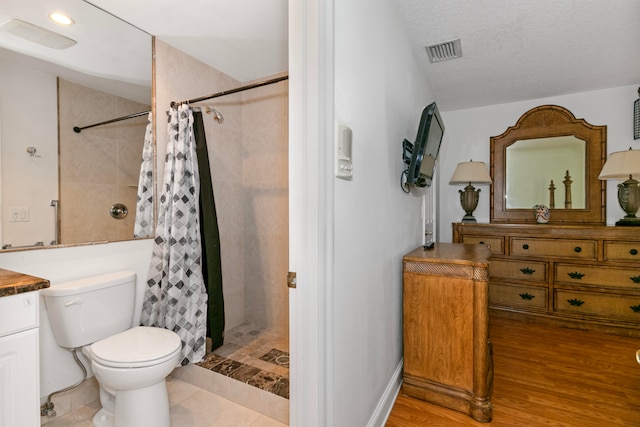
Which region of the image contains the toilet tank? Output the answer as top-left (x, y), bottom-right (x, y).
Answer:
top-left (41, 271), bottom-right (137, 349)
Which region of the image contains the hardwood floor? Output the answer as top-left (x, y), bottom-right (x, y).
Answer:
top-left (386, 315), bottom-right (640, 426)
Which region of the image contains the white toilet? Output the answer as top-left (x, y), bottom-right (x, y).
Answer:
top-left (41, 271), bottom-right (182, 427)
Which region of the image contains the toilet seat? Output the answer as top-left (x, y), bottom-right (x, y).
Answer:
top-left (90, 326), bottom-right (182, 368)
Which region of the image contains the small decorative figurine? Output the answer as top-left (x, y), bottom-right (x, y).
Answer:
top-left (533, 204), bottom-right (550, 224)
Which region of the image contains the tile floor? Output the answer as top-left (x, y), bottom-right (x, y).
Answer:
top-left (41, 324), bottom-right (290, 426)
top-left (41, 376), bottom-right (287, 427)
top-left (200, 324), bottom-right (290, 399)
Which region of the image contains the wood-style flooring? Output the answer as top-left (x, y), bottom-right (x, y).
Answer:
top-left (386, 315), bottom-right (640, 426)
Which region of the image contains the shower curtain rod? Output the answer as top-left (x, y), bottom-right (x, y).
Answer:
top-left (73, 74), bottom-right (288, 133)
top-left (73, 110), bottom-right (149, 133)
top-left (170, 75), bottom-right (289, 107)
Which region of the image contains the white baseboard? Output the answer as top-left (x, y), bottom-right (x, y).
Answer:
top-left (367, 359), bottom-right (403, 427)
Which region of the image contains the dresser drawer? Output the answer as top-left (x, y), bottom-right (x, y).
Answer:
top-left (510, 238), bottom-right (596, 259)
top-left (604, 241), bottom-right (640, 262)
top-left (490, 259), bottom-right (547, 283)
top-left (490, 283), bottom-right (547, 310)
top-left (555, 263), bottom-right (640, 290)
top-left (555, 290), bottom-right (640, 321)
top-left (460, 235), bottom-right (504, 255)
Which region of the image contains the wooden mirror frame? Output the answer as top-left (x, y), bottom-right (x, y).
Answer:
top-left (490, 105), bottom-right (606, 224)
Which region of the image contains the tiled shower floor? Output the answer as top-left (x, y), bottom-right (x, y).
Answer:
top-left (199, 324), bottom-right (290, 399)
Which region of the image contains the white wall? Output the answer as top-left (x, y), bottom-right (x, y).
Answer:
top-left (0, 238), bottom-right (154, 400)
top-left (438, 84), bottom-right (640, 241)
top-left (331, 0), bottom-right (434, 425)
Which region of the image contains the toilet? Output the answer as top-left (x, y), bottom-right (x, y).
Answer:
top-left (41, 271), bottom-right (182, 427)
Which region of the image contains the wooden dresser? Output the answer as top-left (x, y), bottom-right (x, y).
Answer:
top-left (452, 223), bottom-right (640, 336)
top-left (402, 243), bottom-right (493, 422)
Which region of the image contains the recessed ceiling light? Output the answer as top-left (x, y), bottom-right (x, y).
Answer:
top-left (49, 12), bottom-right (75, 26)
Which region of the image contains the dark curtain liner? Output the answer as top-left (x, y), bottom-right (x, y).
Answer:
top-left (193, 111), bottom-right (225, 350)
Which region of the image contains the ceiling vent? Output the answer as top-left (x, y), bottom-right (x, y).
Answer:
top-left (425, 39), bottom-right (462, 63)
top-left (0, 19), bottom-right (76, 49)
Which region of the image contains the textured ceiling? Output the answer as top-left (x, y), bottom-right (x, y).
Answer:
top-left (2, 0), bottom-right (639, 111)
top-left (98, 0), bottom-right (640, 111)
top-left (391, 0), bottom-right (640, 111)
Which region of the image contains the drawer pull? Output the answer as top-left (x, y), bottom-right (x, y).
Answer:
top-left (574, 246), bottom-right (582, 253)
top-left (568, 272), bottom-right (585, 280)
top-left (519, 293), bottom-right (535, 300)
top-left (631, 276), bottom-right (640, 284)
top-left (520, 267), bottom-right (536, 275)
top-left (522, 244), bottom-right (529, 250)
top-left (567, 298), bottom-right (585, 306)
top-left (631, 305), bottom-right (640, 313)
top-left (630, 249), bottom-right (638, 256)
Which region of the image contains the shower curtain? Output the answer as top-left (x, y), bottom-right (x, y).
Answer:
top-left (141, 104), bottom-right (208, 365)
top-left (134, 112), bottom-right (154, 238)
top-left (192, 110), bottom-right (225, 350)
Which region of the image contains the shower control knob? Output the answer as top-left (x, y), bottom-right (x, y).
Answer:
top-left (109, 203), bottom-right (128, 219)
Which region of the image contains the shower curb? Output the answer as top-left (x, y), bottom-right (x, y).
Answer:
top-left (171, 363), bottom-right (289, 424)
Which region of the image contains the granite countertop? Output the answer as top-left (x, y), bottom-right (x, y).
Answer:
top-left (0, 268), bottom-right (50, 297)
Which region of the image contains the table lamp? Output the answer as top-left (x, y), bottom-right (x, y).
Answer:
top-left (450, 160), bottom-right (492, 223)
top-left (598, 147), bottom-right (640, 226)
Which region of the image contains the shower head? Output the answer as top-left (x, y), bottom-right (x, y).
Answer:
top-left (205, 107), bottom-right (224, 123)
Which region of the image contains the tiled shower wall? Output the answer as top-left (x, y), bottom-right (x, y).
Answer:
top-left (155, 40), bottom-right (289, 336)
top-left (58, 78), bottom-right (150, 244)
top-left (240, 82), bottom-right (289, 335)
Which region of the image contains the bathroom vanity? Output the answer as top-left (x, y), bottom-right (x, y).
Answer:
top-left (0, 269), bottom-right (49, 427)
top-left (402, 243), bottom-right (493, 422)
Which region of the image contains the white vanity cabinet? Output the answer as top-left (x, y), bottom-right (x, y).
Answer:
top-left (0, 292), bottom-right (40, 427)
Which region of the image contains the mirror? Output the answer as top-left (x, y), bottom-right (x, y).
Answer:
top-left (0, 1), bottom-right (152, 250)
top-left (491, 105), bottom-right (606, 224)
top-left (506, 136), bottom-right (586, 209)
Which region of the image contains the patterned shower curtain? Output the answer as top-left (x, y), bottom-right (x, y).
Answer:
top-left (141, 104), bottom-right (208, 365)
top-left (134, 112), bottom-right (154, 238)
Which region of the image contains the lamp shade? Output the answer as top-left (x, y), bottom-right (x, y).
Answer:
top-left (449, 161), bottom-right (492, 185)
top-left (598, 148), bottom-right (640, 180)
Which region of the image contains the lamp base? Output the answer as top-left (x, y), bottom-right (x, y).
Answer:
top-left (615, 216), bottom-right (640, 226)
top-left (616, 176), bottom-right (640, 227)
top-left (459, 185), bottom-right (480, 224)
top-left (615, 179), bottom-right (640, 226)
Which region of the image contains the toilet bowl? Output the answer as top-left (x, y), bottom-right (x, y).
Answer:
top-left (86, 326), bottom-right (181, 427)
top-left (41, 271), bottom-right (183, 427)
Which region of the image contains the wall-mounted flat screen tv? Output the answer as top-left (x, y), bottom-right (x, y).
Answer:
top-left (401, 102), bottom-right (445, 190)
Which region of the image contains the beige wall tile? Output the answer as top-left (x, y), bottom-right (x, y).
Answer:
top-left (58, 79), bottom-right (149, 245)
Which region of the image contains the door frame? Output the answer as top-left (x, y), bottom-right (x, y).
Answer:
top-left (288, 0), bottom-right (334, 425)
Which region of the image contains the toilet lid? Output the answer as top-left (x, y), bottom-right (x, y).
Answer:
top-left (90, 326), bottom-right (182, 368)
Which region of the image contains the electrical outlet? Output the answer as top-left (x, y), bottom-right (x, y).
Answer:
top-left (9, 207), bottom-right (29, 222)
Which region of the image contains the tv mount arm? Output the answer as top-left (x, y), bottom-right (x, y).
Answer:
top-left (401, 139), bottom-right (414, 193)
